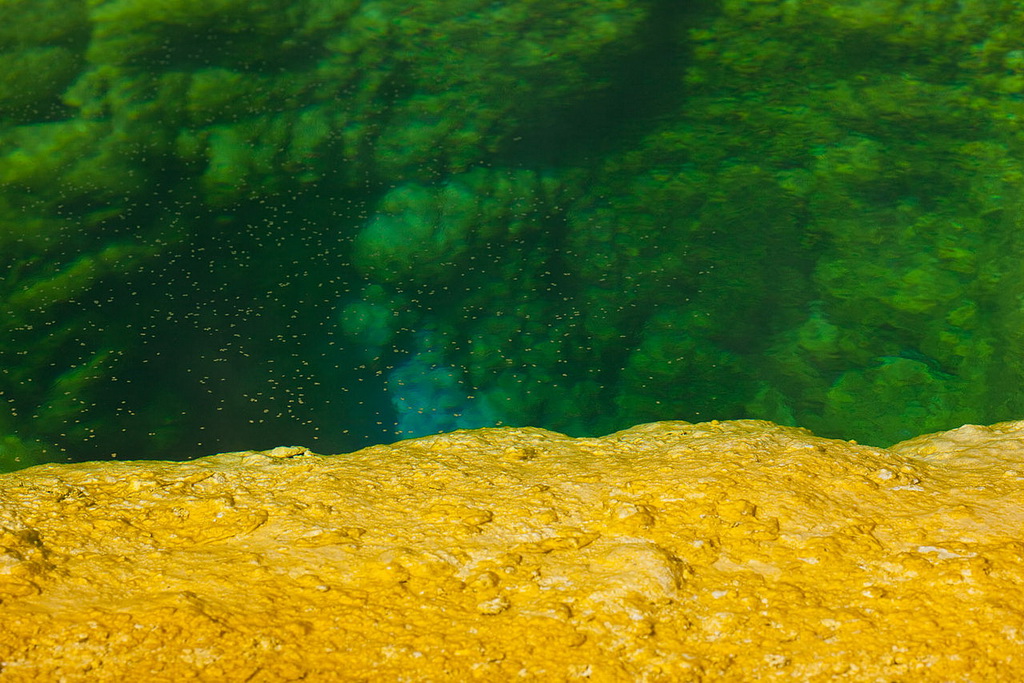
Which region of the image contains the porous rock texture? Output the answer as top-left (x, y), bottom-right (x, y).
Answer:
top-left (0, 420), bottom-right (1022, 681)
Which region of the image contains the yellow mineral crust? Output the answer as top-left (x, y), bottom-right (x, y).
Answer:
top-left (0, 420), bottom-right (1022, 681)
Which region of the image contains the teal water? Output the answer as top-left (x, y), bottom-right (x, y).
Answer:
top-left (2, 0), bottom-right (1023, 471)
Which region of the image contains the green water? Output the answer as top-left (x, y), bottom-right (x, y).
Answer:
top-left (2, 0), bottom-right (1023, 471)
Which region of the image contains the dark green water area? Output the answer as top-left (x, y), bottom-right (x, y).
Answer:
top-left (3, 0), bottom-right (1024, 471)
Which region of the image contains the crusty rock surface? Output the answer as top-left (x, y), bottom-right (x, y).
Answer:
top-left (0, 420), bottom-right (1022, 681)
